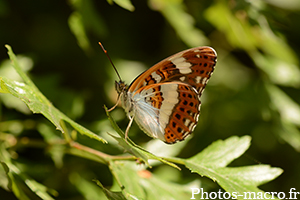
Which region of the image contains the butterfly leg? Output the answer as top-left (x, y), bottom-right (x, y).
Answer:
top-left (107, 95), bottom-right (121, 112)
top-left (124, 115), bottom-right (134, 143)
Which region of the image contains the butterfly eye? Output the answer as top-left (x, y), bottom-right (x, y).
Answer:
top-left (115, 80), bottom-right (127, 94)
top-left (115, 81), bottom-right (120, 92)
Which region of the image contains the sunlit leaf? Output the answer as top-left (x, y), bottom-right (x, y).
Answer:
top-left (173, 136), bottom-right (283, 200)
top-left (205, 2), bottom-right (300, 87)
top-left (250, 52), bottom-right (300, 86)
top-left (187, 136), bottom-right (251, 168)
top-left (24, 178), bottom-right (56, 200)
top-left (267, 84), bottom-right (300, 126)
top-left (280, 121), bottom-right (300, 152)
top-left (112, 0), bottom-right (135, 11)
top-left (265, 0), bottom-right (300, 10)
top-left (266, 84), bottom-right (300, 151)
top-left (68, 12), bottom-right (91, 52)
top-left (69, 0), bottom-right (108, 53)
top-left (205, 2), bottom-right (257, 50)
top-left (0, 161), bottom-right (11, 191)
top-left (1, 45), bottom-right (106, 144)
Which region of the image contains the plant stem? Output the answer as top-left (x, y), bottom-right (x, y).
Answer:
top-left (70, 141), bottom-right (137, 162)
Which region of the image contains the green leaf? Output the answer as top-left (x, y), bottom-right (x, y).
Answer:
top-left (266, 84), bottom-right (300, 151)
top-left (0, 161), bottom-right (12, 191)
top-left (109, 161), bottom-right (194, 199)
top-left (94, 179), bottom-right (126, 200)
top-left (266, 84), bottom-right (300, 126)
top-left (1, 45), bottom-right (106, 144)
top-left (205, 2), bottom-right (257, 51)
top-left (68, 0), bottom-right (108, 53)
top-left (68, 12), bottom-right (91, 53)
top-left (23, 178), bottom-right (56, 200)
top-left (0, 146), bottom-right (58, 200)
top-left (112, 0), bottom-right (135, 11)
top-left (187, 136), bottom-right (251, 168)
top-left (250, 51), bottom-right (300, 86)
top-left (177, 136), bottom-right (283, 200)
top-left (205, 1), bottom-right (300, 87)
top-left (266, 0), bottom-right (300, 10)
top-left (277, 121), bottom-right (300, 152)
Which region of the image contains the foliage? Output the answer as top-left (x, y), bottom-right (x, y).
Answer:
top-left (1, 0), bottom-right (300, 199)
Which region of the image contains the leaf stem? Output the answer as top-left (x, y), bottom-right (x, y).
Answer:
top-left (161, 157), bottom-right (186, 165)
top-left (69, 141), bottom-right (137, 162)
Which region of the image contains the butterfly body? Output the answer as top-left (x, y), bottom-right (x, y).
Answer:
top-left (115, 46), bottom-right (217, 144)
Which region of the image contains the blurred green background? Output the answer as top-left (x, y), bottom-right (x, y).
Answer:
top-left (1, 0), bottom-right (300, 199)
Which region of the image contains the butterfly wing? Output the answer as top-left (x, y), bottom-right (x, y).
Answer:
top-left (131, 82), bottom-right (201, 144)
top-left (128, 46), bottom-right (217, 96)
top-left (125, 46), bottom-right (217, 144)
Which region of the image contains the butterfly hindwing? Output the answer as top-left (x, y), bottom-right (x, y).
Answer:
top-left (132, 82), bottom-right (200, 144)
top-left (163, 83), bottom-right (201, 144)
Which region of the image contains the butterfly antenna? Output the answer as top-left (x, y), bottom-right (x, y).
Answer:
top-left (99, 42), bottom-right (122, 82)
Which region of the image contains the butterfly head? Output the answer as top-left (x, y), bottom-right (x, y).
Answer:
top-left (115, 80), bottom-right (128, 95)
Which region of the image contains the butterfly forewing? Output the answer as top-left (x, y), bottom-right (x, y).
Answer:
top-left (128, 46), bottom-right (217, 95)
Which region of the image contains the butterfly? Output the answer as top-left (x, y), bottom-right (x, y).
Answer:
top-left (100, 43), bottom-right (217, 144)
